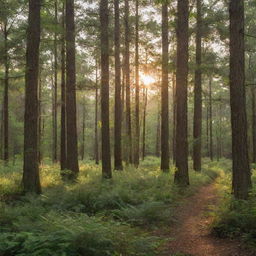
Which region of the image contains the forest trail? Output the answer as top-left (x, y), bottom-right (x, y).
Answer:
top-left (161, 182), bottom-right (253, 256)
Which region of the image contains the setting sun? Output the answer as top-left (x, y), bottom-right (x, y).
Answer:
top-left (140, 73), bottom-right (156, 86)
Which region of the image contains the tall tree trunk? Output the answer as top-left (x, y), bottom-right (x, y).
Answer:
top-left (52, 0), bottom-right (58, 163)
top-left (142, 87), bottom-right (147, 160)
top-left (0, 102), bottom-right (3, 159)
top-left (229, 0), bottom-right (251, 199)
top-left (100, 0), bottom-right (112, 178)
top-left (161, 2), bottom-right (170, 172)
top-left (23, 0), bottom-right (41, 194)
top-left (124, 0), bottom-right (133, 164)
top-left (156, 100), bottom-right (161, 157)
top-left (174, 0), bottom-right (189, 186)
top-left (134, 0), bottom-right (140, 167)
top-left (38, 68), bottom-right (42, 162)
top-left (209, 76), bottom-right (213, 160)
top-left (172, 72), bottom-right (176, 164)
top-left (217, 99), bottom-right (222, 160)
top-left (65, 0), bottom-right (79, 177)
top-left (114, 0), bottom-right (123, 170)
top-left (95, 59), bottom-right (99, 165)
top-left (206, 97), bottom-right (209, 158)
top-left (81, 99), bottom-right (85, 160)
top-left (251, 86), bottom-right (256, 163)
top-left (3, 23), bottom-right (9, 162)
top-left (193, 0), bottom-right (202, 172)
top-left (60, 1), bottom-right (67, 170)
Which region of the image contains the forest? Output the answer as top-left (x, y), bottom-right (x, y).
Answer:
top-left (0, 0), bottom-right (256, 255)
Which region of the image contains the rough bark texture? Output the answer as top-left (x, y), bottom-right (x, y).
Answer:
top-left (94, 60), bottom-right (99, 165)
top-left (174, 0), bottom-right (189, 186)
top-left (23, 0), bottom-right (41, 194)
top-left (65, 0), bottom-right (79, 177)
top-left (134, 0), bottom-right (140, 167)
top-left (252, 86), bottom-right (256, 163)
top-left (229, 0), bottom-right (251, 199)
top-left (193, 0), bottom-right (202, 172)
top-left (114, 0), bottom-right (123, 170)
top-left (172, 72), bottom-right (177, 164)
top-left (81, 100), bottom-right (85, 160)
top-left (142, 88), bottom-right (147, 160)
top-left (3, 23), bottom-right (9, 162)
top-left (100, 0), bottom-right (112, 178)
top-left (208, 76), bottom-right (213, 160)
top-left (156, 99), bottom-right (161, 157)
top-left (161, 2), bottom-right (170, 172)
top-left (124, 0), bottom-right (133, 164)
top-left (60, 2), bottom-right (67, 170)
top-left (38, 69), bottom-right (42, 162)
top-left (52, 0), bottom-right (58, 163)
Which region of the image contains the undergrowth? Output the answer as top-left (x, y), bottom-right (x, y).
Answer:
top-left (0, 157), bottom-right (219, 256)
top-left (211, 160), bottom-right (256, 251)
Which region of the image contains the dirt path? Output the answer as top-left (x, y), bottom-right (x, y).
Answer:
top-left (161, 183), bottom-right (253, 256)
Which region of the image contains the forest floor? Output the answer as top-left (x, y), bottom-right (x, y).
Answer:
top-left (161, 182), bottom-right (254, 256)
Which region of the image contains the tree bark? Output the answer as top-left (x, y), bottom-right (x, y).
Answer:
top-left (209, 76), bottom-right (213, 160)
top-left (251, 86), bottom-right (256, 163)
top-left (52, 0), bottom-right (58, 163)
top-left (134, 0), bottom-right (140, 168)
top-left (23, 0), bottom-right (41, 194)
top-left (81, 99), bottom-right (85, 160)
top-left (193, 0), bottom-right (202, 172)
top-left (142, 87), bottom-right (147, 160)
top-left (60, 1), bottom-right (67, 170)
top-left (174, 0), bottom-right (189, 186)
top-left (124, 0), bottom-right (133, 164)
top-left (95, 59), bottom-right (99, 165)
top-left (114, 0), bottom-right (123, 170)
top-left (65, 0), bottom-right (79, 177)
top-left (161, 1), bottom-right (170, 172)
top-left (172, 72), bottom-right (176, 164)
top-left (156, 99), bottom-right (161, 157)
top-left (229, 0), bottom-right (251, 199)
top-left (38, 68), bottom-right (42, 162)
top-left (3, 23), bottom-right (9, 162)
top-left (100, 0), bottom-right (112, 178)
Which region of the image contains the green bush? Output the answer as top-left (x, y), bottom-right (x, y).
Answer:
top-left (211, 168), bottom-right (256, 250)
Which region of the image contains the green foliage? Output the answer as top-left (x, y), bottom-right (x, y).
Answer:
top-left (211, 165), bottom-right (256, 251)
top-left (0, 158), bottom-right (220, 255)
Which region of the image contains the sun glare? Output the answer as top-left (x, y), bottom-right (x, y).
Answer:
top-left (140, 73), bottom-right (156, 86)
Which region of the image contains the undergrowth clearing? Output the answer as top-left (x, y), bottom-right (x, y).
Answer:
top-left (0, 157), bottom-right (220, 256)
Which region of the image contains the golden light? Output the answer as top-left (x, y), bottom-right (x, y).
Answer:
top-left (140, 73), bottom-right (156, 86)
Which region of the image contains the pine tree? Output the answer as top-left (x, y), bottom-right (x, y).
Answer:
top-left (23, 0), bottom-right (41, 194)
